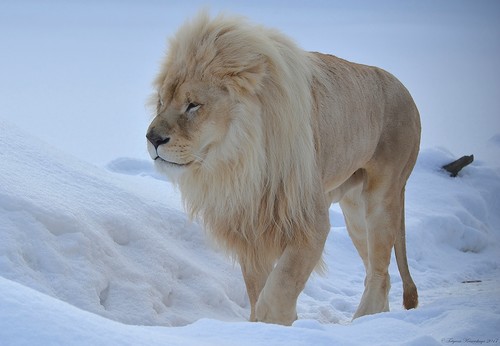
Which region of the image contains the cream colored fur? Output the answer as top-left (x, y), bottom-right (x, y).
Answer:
top-left (146, 12), bottom-right (420, 326)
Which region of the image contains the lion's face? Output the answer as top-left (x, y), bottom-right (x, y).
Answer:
top-left (147, 79), bottom-right (236, 177)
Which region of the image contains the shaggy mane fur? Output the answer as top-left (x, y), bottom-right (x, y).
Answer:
top-left (155, 12), bottom-right (322, 270)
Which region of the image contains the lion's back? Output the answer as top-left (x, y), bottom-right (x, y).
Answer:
top-left (310, 52), bottom-right (421, 184)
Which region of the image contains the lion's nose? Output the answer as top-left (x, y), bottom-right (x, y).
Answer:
top-left (146, 130), bottom-right (170, 150)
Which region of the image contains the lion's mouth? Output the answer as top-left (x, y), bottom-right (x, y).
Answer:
top-left (153, 156), bottom-right (193, 168)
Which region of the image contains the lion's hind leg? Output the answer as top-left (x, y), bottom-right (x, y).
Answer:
top-left (338, 182), bottom-right (369, 273)
top-left (339, 180), bottom-right (392, 320)
top-left (351, 170), bottom-right (407, 319)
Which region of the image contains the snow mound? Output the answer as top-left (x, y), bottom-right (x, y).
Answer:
top-left (0, 120), bottom-right (247, 327)
top-left (1, 120), bottom-right (500, 344)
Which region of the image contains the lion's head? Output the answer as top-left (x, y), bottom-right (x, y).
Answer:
top-left (146, 13), bottom-right (271, 181)
top-left (146, 77), bottom-right (241, 177)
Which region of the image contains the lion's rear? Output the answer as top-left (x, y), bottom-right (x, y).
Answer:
top-left (311, 52), bottom-right (420, 317)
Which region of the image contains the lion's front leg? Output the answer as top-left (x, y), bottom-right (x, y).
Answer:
top-left (255, 216), bottom-right (329, 326)
top-left (241, 260), bottom-right (272, 322)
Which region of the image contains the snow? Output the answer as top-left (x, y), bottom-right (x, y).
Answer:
top-left (1, 1), bottom-right (500, 345)
top-left (2, 118), bottom-right (500, 345)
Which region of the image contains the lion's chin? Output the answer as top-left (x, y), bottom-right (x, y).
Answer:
top-left (153, 157), bottom-right (191, 181)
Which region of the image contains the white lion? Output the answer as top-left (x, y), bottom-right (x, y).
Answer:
top-left (147, 12), bottom-right (420, 325)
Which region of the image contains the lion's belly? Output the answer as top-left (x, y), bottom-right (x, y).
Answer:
top-left (318, 117), bottom-right (381, 194)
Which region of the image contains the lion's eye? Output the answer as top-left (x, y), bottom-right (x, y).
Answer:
top-left (186, 103), bottom-right (201, 113)
top-left (157, 91), bottom-right (164, 107)
top-left (157, 96), bottom-right (164, 113)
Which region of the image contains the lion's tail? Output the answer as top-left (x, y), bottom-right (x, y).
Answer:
top-left (394, 198), bottom-right (419, 310)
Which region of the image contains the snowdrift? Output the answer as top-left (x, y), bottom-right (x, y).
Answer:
top-left (1, 119), bottom-right (499, 345)
top-left (0, 120), bottom-right (247, 327)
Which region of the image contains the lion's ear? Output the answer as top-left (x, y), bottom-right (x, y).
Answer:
top-left (222, 55), bottom-right (267, 95)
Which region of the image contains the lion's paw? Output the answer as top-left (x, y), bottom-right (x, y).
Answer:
top-left (255, 296), bottom-right (297, 326)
